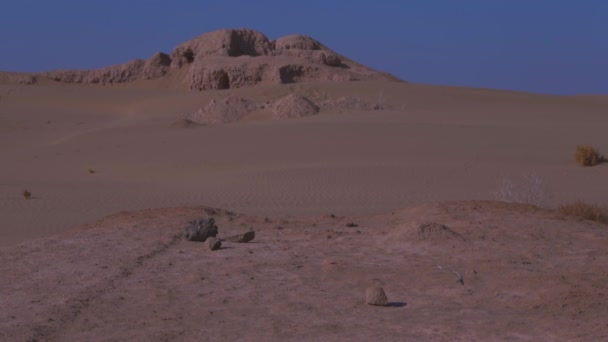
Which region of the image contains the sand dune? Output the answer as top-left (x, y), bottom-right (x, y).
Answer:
top-left (1, 80), bottom-right (606, 246)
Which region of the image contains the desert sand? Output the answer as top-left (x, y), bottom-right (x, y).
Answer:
top-left (1, 29), bottom-right (607, 341)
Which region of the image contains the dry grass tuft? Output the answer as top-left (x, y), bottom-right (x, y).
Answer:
top-left (558, 201), bottom-right (608, 224)
top-left (575, 145), bottom-right (603, 166)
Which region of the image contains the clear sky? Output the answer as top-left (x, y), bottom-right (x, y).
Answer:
top-left (1, 0), bottom-right (606, 94)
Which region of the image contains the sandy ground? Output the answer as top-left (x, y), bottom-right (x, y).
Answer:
top-left (0, 80), bottom-right (606, 246)
top-left (1, 201), bottom-right (607, 341)
top-left (1, 78), bottom-right (607, 340)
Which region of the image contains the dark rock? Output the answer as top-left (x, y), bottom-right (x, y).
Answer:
top-left (224, 230), bottom-right (255, 243)
top-left (208, 237), bottom-right (222, 251)
top-left (185, 218), bottom-right (219, 242)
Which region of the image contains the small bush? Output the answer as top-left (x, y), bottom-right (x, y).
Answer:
top-left (575, 145), bottom-right (603, 166)
top-left (558, 201), bottom-right (608, 224)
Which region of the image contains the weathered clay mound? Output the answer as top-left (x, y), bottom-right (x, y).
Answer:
top-left (46, 52), bottom-right (171, 84)
top-left (271, 93), bottom-right (320, 119)
top-left (276, 64), bottom-right (317, 84)
top-left (143, 52), bottom-right (171, 79)
top-left (275, 35), bottom-right (323, 51)
top-left (321, 96), bottom-right (385, 112)
top-left (186, 96), bottom-right (258, 125)
top-left (401, 222), bottom-right (464, 241)
top-left (0, 72), bottom-right (38, 85)
top-left (188, 61), bottom-right (274, 91)
top-left (45, 59), bottom-right (148, 84)
top-left (274, 35), bottom-right (342, 67)
top-left (37, 28), bottom-right (401, 89)
top-left (172, 29), bottom-right (273, 62)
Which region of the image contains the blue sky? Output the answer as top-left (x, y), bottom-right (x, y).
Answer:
top-left (1, 0), bottom-right (606, 94)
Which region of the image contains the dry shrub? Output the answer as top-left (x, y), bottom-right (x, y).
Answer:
top-left (558, 201), bottom-right (608, 224)
top-left (575, 145), bottom-right (603, 166)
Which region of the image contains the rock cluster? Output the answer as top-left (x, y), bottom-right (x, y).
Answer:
top-left (185, 217), bottom-right (255, 251)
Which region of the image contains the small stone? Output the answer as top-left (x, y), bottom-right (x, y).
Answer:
top-left (208, 237), bottom-right (222, 251)
top-left (365, 286), bottom-right (388, 306)
top-left (224, 230), bottom-right (255, 243)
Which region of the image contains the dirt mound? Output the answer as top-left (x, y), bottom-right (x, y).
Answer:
top-left (186, 96), bottom-right (258, 125)
top-left (321, 96), bottom-right (385, 112)
top-left (36, 28), bottom-right (402, 89)
top-left (271, 93), bottom-right (320, 119)
top-left (185, 93), bottom-right (321, 124)
top-left (406, 222), bottom-right (464, 241)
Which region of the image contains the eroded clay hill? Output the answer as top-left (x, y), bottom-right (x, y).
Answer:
top-left (38, 28), bottom-right (401, 90)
